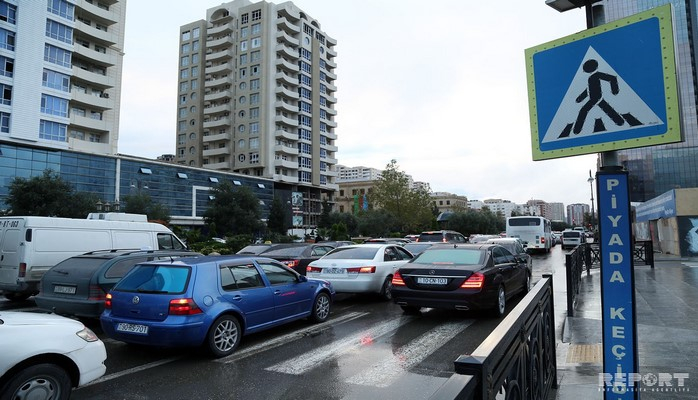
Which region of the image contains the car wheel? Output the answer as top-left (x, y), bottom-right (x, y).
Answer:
top-left (1, 363), bottom-right (72, 400)
top-left (310, 292), bottom-right (331, 323)
top-left (494, 285), bottom-right (506, 317)
top-left (206, 315), bottom-right (241, 358)
top-left (400, 305), bottom-right (421, 315)
top-left (379, 276), bottom-right (393, 301)
top-left (3, 292), bottom-right (31, 302)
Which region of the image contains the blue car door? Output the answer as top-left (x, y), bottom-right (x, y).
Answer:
top-left (257, 261), bottom-right (314, 322)
top-left (219, 263), bottom-right (274, 331)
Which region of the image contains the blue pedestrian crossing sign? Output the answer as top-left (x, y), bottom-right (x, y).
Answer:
top-left (525, 4), bottom-right (681, 161)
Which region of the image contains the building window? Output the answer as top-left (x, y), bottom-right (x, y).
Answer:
top-left (250, 93), bottom-right (259, 105)
top-left (181, 55), bottom-right (189, 66)
top-left (239, 67), bottom-right (247, 78)
top-left (233, 180), bottom-right (242, 186)
top-left (240, 53), bottom-right (248, 65)
top-left (46, 20), bottom-right (73, 44)
top-left (240, 41), bottom-right (247, 51)
top-left (181, 43), bottom-right (190, 53)
top-left (180, 69), bottom-right (189, 79)
top-left (0, 28), bottom-right (15, 51)
top-left (250, 137), bottom-right (259, 148)
top-left (191, 79), bottom-right (198, 89)
top-left (250, 79), bottom-right (260, 90)
top-left (178, 134), bottom-right (186, 145)
top-left (300, 101), bottom-right (311, 113)
top-left (250, 153), bottom-right (259, 164)
top-left (1, 1), bottom-right (17, 24)
top-left (239, 96), bottom-right (246, 104)
top-left (179, 81), bottom-right (189, 92)
top-left (251, 10), bottom-right (261, 21)
top-left (250, 108), bottom-right (259, 119)
top-left (209, 177), bottom-right (219, 183)
top-left (241, 26), bottom-right (249, 38)
top-left (300, 48), bottom-right (311, 60)
top-left (47, 0), bottom-right (72, 21)
top-left (192, 40), bottom-right (199, 51)
top-left (238, 139), bottom-right (245, 149)
top-left (39, 120), bottom-right (67, 141)
top-left (299, 115), bottom-right (311, 127)
top-left (251, 65), bottom-right (260, 76)
top-left (177, 172), bottom-right (188, 179)
top-left (0, 111), bottom-right (9, 133)
top-left (191, 66), bottom-right (198, 75)
top-left (299, 87), bottom-right (311, 100)
top-left (251, 51), bottom-right (260, 62)
top-left (41, 94), bottom-right (68, 117)
top-left (241, 13), bottom-right (248, 24)
top-left (238, 124), bottom-right (245, 133)
top-left (251, 37), bottom-right (261, 48)
top-left (182, 30), bottom-right (191, 41)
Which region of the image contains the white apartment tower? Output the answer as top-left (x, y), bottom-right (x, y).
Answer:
top-left (177, 0), bottom-right (339, 224)
top-left (3, 1), bottom-right (126, 154)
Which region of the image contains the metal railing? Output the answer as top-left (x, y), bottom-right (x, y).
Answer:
top-left (431, 275), bottom-right (557, 399)
top-left (583, 240), bottom-right (654, 269)
top-left (565, 245), bottom-right (586, 317)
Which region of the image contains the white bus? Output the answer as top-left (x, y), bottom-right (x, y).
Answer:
top-left (505, 216), bottom-right (552, 253)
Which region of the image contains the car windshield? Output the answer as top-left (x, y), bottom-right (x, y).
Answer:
top-left (49, 257), bottom-right (107, 278)
top-left (261, 246), bottom-right (306, 257)
top-left (114, 265), bottom-right (190, 294)
top-left (322, 247), bottom-right (378, 260)
top-left (413, 249), bottom-right (484, 265)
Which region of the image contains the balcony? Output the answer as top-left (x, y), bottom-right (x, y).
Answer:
top-left (207, 35), bottom-right (233, 50)
top-left (273, 173), bottom-right (299, 183)
top-left (203, 117), bottom-right (231, 129)
top-left (75, 0), bottom-right (118, 24)
top-left (203, 132), bottom-right (231, 143)
top-left (207, 23), bottom-right (232, 36)
top-left (277, 17), bottom-right (301, 34)
top-left (325, 58), bottom-right (337, 69)
top-left (275, 100), bottom-right (296, 113)
top-left (326, 46), bottom-right (338, 58)
top-left (72, 67), bottom-right (114, 88)
top-left (324, 131), bottom-right (337, 140)
top-left (203, 147), bottom-right (230, 157)
top-left (204, 89), bottom-right (232, 102)
top-left (321, 143), bottom-right (338, 152)
top-left (71, 89), bottom-right (111, 110)
top-left (204, 161), bottom-right (230, 170)
top-left (74, 21), bottom-right (116, 45)
top-left (325, 119), bottom-right (338, 128)
top-left (70, 114), bottom-right (108, 132)
top-left (277, 5), bottom-right (300, 21)
top-left (324, 169), bottom-right (338, 177)
top-left (274, 158), bottom-right (297, 169)
top-left (275, 114), bottom-right (297, 128)
top-left (324, 94), bottom-right (337, 104)
top-left (276, 30), bottom-right (299, 47)
top-left (73, 45), bottom-right (117, 67)
top-left (205, 62), bottom-right (232, 75)
top-left (206, 48), bottom-right (233, 62)
top-left (275, 44), bottom-right (298, 60)
top-left (275, 71), bottom-right (296, 86)
top-left (203, 103), bottom-right (230, 116)
top-left (324, 82), bottom-right (337, 92)
top-left (276, 58), bottom-right (299, 73)
top-left (274, 144), bottom-right (298, 155)
top-left (275, 129), bottom-right (296, 141)
top-left (324, 106), bottom-right (337, 116)
top-left (204, 76), bottom-right (229, 89)
top-left (326, 35), bottom-right (338, 46)
top-left (275, 85), bottom-right (299, 100)
top-left (324, 69), bottom-right (337, 81)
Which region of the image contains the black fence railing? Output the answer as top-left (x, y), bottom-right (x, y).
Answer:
top-left (565, 246), bottom-right (586, 318)
top-left (430, 275), bottom-right (557, 400)
top-left (584, 240), bottom-right (654, 269)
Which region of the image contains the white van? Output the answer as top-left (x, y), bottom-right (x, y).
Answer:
top-left (561, 230), bottom-right (585, 250)
top-left (0, 213), bottom-right (186, 300)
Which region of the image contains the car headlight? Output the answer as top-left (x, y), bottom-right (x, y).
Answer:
top-left (76, 327), bottom-right (100, 342)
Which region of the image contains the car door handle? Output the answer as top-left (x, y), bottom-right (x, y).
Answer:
top-left (232, 295), bottom-right (242, 301)
top-left (274, 290), bottom-right (282, 295)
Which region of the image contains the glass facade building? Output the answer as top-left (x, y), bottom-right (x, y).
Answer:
top-left (0, 142), bottom-right (274, 223)
top-left (599, 0), bottom-right (698, 201)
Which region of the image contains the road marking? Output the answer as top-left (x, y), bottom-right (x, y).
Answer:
top-left (217, 311), bottom-right (368, 364)
top-left (346, 320), bottom-right (474, 387)
top-left (78, 357), bottom-right (182, 388)
top-left (265, 315), bottom-right (410, 375)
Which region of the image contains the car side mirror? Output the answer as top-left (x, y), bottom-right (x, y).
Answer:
top-left (298, 275), bottom-right (308, 282)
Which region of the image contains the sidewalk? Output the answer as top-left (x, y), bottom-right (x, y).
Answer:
top-left (551, 254), bottom-right (698, 399)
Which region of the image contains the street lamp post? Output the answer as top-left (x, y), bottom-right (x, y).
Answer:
top-left (587, 169), bottom-right (595, 231)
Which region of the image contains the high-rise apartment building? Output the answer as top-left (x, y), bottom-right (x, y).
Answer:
top-left (2, 0), bottom-right (126, 154)
top-left (598, 1), bottom-right (698, 201)
top-left (177, 0), bottom-right (338, 227)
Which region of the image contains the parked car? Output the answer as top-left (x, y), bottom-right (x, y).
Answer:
top-left (392, 243), bottom-right (531, 317)
top-left (416, 230), bottom-right (467, 243)
top-left (363, 238), bottom-right (410, 245)
top-left (258, 243), bottom-right (335, 275)
top-left (469, 234), bottom-right (499, 244)
top-left (485, 237), bottom-right (533, 271)
top-left (318, 240), bottom-right (355, 248)
top-left (551, 231), bottom-right (562, 245)
top-left (0, 311), bottom-right (106, 399)
top-left (101, 255), bottom-right (334, 357)
top-left (35, 249), bottom-right (200, 318)
top-left (306, 244), bottom-right (414, 300)
top-left (401, 242), bottom-right (438, 257)
top-left (561, 230), bottom-right (585, 250)
top-left (236, 243), bottom-right (280, 255)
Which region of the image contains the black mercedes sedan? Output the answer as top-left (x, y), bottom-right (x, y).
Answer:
top-left (391, 243), bottom-right (531, 317)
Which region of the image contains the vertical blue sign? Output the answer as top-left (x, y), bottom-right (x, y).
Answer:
top-left (597, 170), bottom-right (639, 399)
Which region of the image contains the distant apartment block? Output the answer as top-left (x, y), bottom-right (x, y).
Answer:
top-left (336, 165), bottom-right (382, 182)
top-left (2, 1), bottom-right (126, 154)
top-left (431, 192), bottom-right (468, 214)
top-left (567, 203), bottom-right (590, 226)
top-left (176, 0), bottom-right (338, 227)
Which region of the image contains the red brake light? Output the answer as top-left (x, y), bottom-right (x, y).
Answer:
top-left (307, 266), bottom-right (322, 273)
top-left (392, 271), bottom-right (405, 286)
top-left (105, 293), bottom-right (112, 309)
top-left (461, 272), bottom-right (485, 289)
top-left (169, 298), bottom-right (202, 315)
top-left (18, 263), bottom-right (26, 278)
top-left (346, 266), bottom-right (376, 274)
top-left (285, 260), bottom-right (299, 268)
top-left (88, 285), bottom-right (106, 301)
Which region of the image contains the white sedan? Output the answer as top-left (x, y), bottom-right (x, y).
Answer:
top-left (306, 244), bottom-right (414, 300)
top-left (0, 311), bottom-right (107, 399)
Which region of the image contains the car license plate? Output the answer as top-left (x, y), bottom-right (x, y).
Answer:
top-left (417, 277), bottom-right (448, 285)
top-left (53, 285), bottom-right (76, 294)
top-left (116, 323), bottom-right (149, 335)
top-left (325, 267), bottom-right (344, 274)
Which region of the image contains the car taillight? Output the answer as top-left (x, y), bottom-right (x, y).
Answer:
top-left (346, 266), bottom-right (376, 274)
top-left (541, 237), bottom-right (546, 243)
top-left (307, 266), bottom-right (322, 273)
top-left (88, 285), bottom-right (106, 301)
top-left (392, 271), bottom-right (405, 286)
top-left (284, 260), bottom-right (299, 268)
top-left (18, 263), bottom-right (26, 278)
top-left (461, 272), bottom-right (485, 289)
top-left (169, 298), bottom-right (202, 315)
top-left (105, 293), bottom-right (112, 309)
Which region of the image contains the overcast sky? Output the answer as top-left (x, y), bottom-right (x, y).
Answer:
top-left (118, 0), bottom-right (598, 207)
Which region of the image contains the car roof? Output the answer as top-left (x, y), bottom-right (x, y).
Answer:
top-left (141, 254), bottom-right (285, 267)
top-left (70, 249), bottom-right (197, 260)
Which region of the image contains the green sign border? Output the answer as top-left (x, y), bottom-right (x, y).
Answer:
top-left (525, 4), bottom-right (680, 161)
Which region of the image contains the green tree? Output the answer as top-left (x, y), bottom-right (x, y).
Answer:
top-left (370, 160), bottom-right (434, 233)
top-left (356, 209), bottom-right (397, 237)
top-left (6, 170), bottom-right (98, 218)
top-left (203, 182), bottom-right (263, 236)
top-left (318, 200), bottom-right (333, 229)
top-left (266, 196), bottom-right (288, 235)
top-left (121, 192), bottom-right (171, 223)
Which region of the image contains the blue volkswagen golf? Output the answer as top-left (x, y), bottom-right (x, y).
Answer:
top-left (100, 255), bottom-right (334, 357)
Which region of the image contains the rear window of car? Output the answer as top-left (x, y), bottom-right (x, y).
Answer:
top-left (49, 257), bottom-right (107, 278)
top-left (418, 233), bottom-right (445, 242)
top-left (114, 265), bottom-right (190, 294)
top-left (104, 257), bottom-right (149, 279)
top-left (413, 249), bottom-right (485, 265)
top-left (261, 246), bottom-right (306, 257)
top-left (563, 231), bottom-right (583, 238)
top-left (323, 246), bottom-right (378, 260)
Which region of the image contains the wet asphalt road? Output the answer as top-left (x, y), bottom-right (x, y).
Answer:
top-left (1, 246), bottom-right (565, 400)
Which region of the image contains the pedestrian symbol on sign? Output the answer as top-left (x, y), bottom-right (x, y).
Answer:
top-left (542, 46), bottom-right (662, 145)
